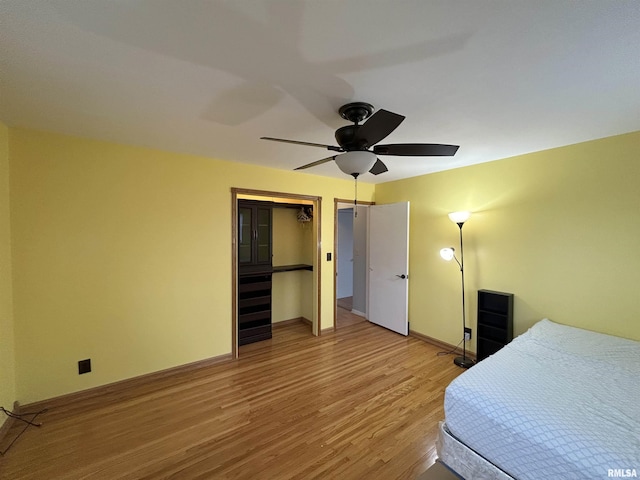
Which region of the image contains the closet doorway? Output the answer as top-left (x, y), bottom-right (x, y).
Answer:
top-left (334, 199), bottom-right (372, 328)
top-left (231, 188), bottom-right (321, 359)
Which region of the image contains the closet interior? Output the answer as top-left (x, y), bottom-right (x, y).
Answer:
top-left (237, 199), bottom-right (314, 345)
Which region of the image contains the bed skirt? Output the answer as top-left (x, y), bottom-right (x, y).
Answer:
top-left (436, 421), bottom-right (515, 480)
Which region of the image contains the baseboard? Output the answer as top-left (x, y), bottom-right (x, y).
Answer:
top-left (351, 309), bottom-right (366, 318)
top-left (409, 330), bottom-right (477, 361)
top-left (0, 401), bottom-right (20, 446)
top-left (272, 317), bottom-right (312, 329)
top-left (21, 352), bottom-right (233, 411)
top-left (300, 317), bottom-right (312, 327)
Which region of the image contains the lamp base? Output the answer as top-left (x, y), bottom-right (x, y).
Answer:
top-left (454, 356), bottom-right (475, 369)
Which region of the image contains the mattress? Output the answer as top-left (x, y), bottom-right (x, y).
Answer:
top-left (444, 319), bottom-right (640, 480)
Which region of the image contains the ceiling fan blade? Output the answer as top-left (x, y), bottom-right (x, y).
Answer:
top-left (261, 137), bottom-right (342, 152)
top-left (373, 143), bottom-right (459, 156)
top-left (354, 109), bottom-right (405, 147)
top-left (369, 158), bottom-right (388, 175)
top-left (294, 156), bottom-right (336, 171)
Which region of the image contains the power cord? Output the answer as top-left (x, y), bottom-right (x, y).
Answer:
top-left (0, 406), bottom-right (48, 455)
top-left (437, 337), bottom-right (464, 357)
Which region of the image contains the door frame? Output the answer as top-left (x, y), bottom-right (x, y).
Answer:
top-left (333, 198), bottom-right (374, 330)
top-left (232, 188), bottom-right (322, 359)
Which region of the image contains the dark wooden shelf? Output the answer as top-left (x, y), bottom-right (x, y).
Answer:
top-left (272, 264), bottom-right (313, 273)
top-left (239, 265), bottom-right (273, 275)
top-left (237, 199), bottom-right (274, 347)
top-left (477, 289), bottom-right (513, 361)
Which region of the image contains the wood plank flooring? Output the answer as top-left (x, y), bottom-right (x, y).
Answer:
top-left (336, 296), bottom-right (353, 311)
top-left (0, 310), bottom-right (463, 480)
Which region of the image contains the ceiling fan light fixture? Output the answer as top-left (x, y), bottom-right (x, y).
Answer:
top-left (261, 102), bottom-right (460, 176)
top-left (335, 151), bottom-right (377, 177)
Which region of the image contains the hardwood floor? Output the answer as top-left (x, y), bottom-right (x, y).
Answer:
top-left (337, 296), bottom-right (353, 311)
top-left (0, 313), bottom-right (463, 480)
top-left (336, 303), bottom-right (366, 328)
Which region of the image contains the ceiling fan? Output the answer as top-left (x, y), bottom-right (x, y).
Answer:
top-left (261, 102), bottom-right (459, 178)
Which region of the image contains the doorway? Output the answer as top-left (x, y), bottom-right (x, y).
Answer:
top-left (232, 188), bottom-right (321, 359)
top-left (334, 199), bottom-right (372, 329)
top-left (336, 208), bottom-right (354, 310)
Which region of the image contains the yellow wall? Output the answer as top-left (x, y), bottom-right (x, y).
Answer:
top-left (9, 128), bottom-right (374, 403)
top-left (8, 125), bottom-right (640, 404)
top-left (376, 131), bottom-right (640, 348)
top-left (272, 208), bottom-right (314, 323)
top-left (0, 123), bottom-right (16, 411)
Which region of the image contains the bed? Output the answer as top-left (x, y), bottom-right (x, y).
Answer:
top-left (437, 318), bottom-right (640, 479)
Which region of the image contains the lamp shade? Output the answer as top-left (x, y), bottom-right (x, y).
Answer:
top-left (335, 151), bottom-right (377, 176)
top-left (448, 211), bottom-right (470, 224)
top-left (440, 247), bottom-right (455, 261)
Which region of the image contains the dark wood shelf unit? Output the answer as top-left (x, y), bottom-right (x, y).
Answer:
top-left (477, 289), bottom-right (514, 361)
top-left (238, 201), bottom-right (272, 269)
top-left (238, 200), bottom-right (273, 346)
top-left (238, 273), bottom-right (272, 345)
top-left (272, 264), bottom-right (313, 273)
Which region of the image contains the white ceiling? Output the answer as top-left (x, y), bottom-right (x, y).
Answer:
top-left (1, 1), bottom-right (639, 184)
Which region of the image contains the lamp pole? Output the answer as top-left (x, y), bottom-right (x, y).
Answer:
top-left (454, 220), bottom-right (474, 368)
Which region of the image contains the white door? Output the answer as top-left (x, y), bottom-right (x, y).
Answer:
top-left (368, 202), bottom-right (409, 335)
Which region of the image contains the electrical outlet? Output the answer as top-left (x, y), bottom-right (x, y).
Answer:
top-left (464, 328), bottom-right (472, 341)
top-left (78, 359), bottom-right (91, 374)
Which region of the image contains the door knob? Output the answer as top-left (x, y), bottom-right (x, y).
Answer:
top-left (396, 274), bottom-right (407, 279)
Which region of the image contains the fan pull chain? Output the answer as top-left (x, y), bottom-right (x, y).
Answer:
top-left (354, 176), bottom-right (358, 218)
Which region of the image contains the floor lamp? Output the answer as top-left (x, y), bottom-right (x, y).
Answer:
top-left (440, 211), bottom-right (475, 369)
